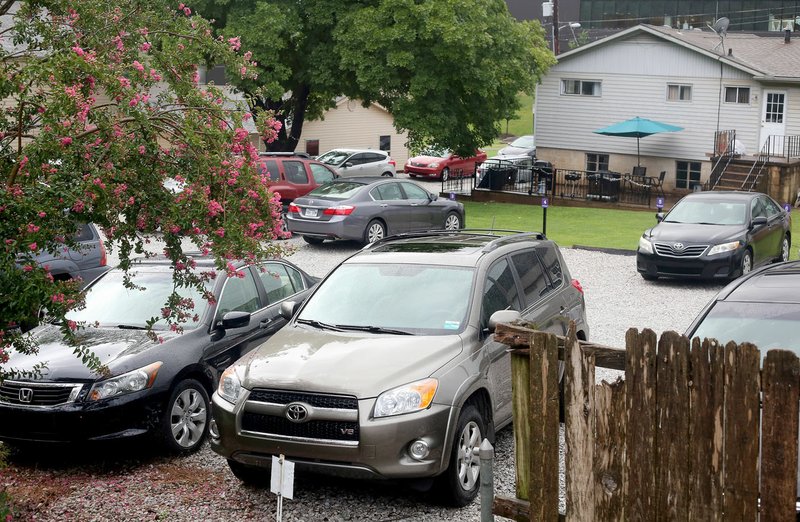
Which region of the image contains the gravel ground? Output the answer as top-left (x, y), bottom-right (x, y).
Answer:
top-left (0, 235), bottom-right (725, 521)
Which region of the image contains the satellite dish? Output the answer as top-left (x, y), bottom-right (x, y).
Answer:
top-left (707, 17), bottom-right (729, 52)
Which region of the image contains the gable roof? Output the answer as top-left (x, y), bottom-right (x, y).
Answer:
top-left (557, 24), bottom-right (800, 82)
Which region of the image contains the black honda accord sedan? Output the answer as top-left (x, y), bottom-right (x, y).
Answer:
top-left (0, 255), bottom-right (316, 453)
top-left (637, 191), bottom-right (791, 280)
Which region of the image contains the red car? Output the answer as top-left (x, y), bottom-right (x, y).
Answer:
top-left (404, 148), bottom-right (487, 181)
top-left (257, 152), bottom-right (338, 209)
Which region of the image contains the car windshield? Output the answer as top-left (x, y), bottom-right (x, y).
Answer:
top-left (690, 301), bottom-right (800, 354)
top-left (307, 181), bottom-right (365, 200)
top-left (317, 150), bottom-right (351, 166)
top-left (67, 268), bottom-right (212, 330)
top-left (663, 200), bottom-right (746, 225)
top-left (510, 136), bottom-right (534, 148)
top-left (421, 147), bottom-right (449, 158)
top-left (298, 263), bottom-right (474, 334)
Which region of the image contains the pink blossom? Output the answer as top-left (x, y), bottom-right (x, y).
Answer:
top-left (52, 293), bottom-right (65, 303)
top-left (184, 7), bottom-right (191, 16)
top-left (133, 60), bottom-right (145, 72)
top-left (140, 42), bottom-right (151, 52)
top-left (239, 66), bottom-right (247, 77)
top-left (161, 307), bottom-right (171, 318)
top-left (60, 136), bottom-right (72, 147)
top-left (228, 37), bottom-right (241, 51)
top-left (118, 76), bottom-right (131, 88)
top-left (207, 200), bottom-right (224, 217)
top-left (67, 320), bottom-right (77, 331)
top-left (23, 264), bottom-right (34, 272)
top-left (138, 145), bottom-right (146, 154)
top-left (71, 46), bottom-right (85, 56)
top-left (27, 223), bottom-right (40, 233)
top-left (38, 211), bottom-right (46, 218)
top-left (28, 242), bottom-right (37, 251)
top-left (215, 228), bottom-right (225, 237)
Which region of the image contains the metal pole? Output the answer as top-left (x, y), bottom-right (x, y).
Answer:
top-left (477, 438), bottom-right (495, 522)
top-left (543, 206), bottom-right (547, 236)
top-left (553, 0), bottom-right (560, 55)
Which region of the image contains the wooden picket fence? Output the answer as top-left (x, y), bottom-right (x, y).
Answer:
top-left (491, 321), bottom-right (800, 521)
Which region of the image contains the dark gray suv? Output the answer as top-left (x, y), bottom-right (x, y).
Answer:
top-left (210, 231), bottom-right (589, 506)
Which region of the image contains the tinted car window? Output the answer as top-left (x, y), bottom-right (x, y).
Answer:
top-left (762, 196), bottom-right (781, 218)
top-left (259, 160), bottom-right (281, 182)
top-left (510, 251), bottom-right (550, 305)
top-left (366, 152), bottom-right (386, 163)
top-left (74, 224), bottom-right (95, 242)
top-left (215, 269), bottom-right (261, 322)
top-left (373, 183), bottom-right (403, 201)
top-left (308, 181), bottom-right (364, 199)
top-left (400, 182), bottom-right (430, 200)
top-left (348, 153), bottom-right (368, 166)
top-left (482, 258), bottom-right (522, 326)
top-left (258, 262), bottom-right (297, 304)
top-left (284, 161), bottom-right (309, 184)
top-left (751, 197), bottom-right (766, 219)
top-left (536, 246), bottom-right (563, 288)
top-left (309, 163), bottom-right (335, 184)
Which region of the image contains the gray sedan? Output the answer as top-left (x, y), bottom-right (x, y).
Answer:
top-left (286, 177), bottom-right (465, 245)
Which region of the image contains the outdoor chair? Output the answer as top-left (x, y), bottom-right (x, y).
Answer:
top-left (632, 165), bottom-right (647, 178)
top-left (649, 170), bottom-right (666, 198)
top-left (562, 171), bottom-right (581, 198)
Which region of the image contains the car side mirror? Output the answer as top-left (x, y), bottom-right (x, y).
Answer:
top-left (751, 216), bottom-right (768, 228)
top-left (219, 311), bottom-right (250, 330)
top-left (344, 162), bottom-right (353, 168)
top-left (655, 212), bottom-right (665, 222)
top-left (280, 300), bottom-right (300, 320)
top-left (488, 309), bottom-right (522, 332)
top-left (428, 193), bottom-right (438, 202)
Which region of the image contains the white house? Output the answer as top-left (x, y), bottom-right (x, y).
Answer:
top-left (534, 24), bottom-right (800, 197)
top-left (300, 97), bottom-right (410, 168)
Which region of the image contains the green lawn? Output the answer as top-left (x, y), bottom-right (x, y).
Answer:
top-left (463, 200), bottom-right (800, 259)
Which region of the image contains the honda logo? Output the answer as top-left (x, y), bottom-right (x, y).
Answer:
top-left (285, 402), bottom-right (309, 423)
top-left (18, 388), bottom-right (33, 403)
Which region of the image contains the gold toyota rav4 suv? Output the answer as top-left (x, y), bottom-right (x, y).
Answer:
top-left (209, 230), bottom-right (589, 506)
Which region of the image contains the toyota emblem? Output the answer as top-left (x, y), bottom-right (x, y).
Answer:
top-left (673, 242), bottom-right (685, 251)
top-left (285, 402), bottom-right (309, 423)
top-left (18, 388), bottom-right (33, 404)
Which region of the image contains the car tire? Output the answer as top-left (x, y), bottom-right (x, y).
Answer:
top-left (302, 235), bottom-right (324, 245)
top-left (441, 167), bottom-right (450, 182)
top-left (739, 249), bottom-right (753, 277)
top-left (364, 219), bottom-right (386, 244)
top-left (435, 404), bottom-right (484, 507)
top-left (777, 235), bottom-right (791, 262)
top-left (227, 459), bottom-right (268, 485)
top-left (381, 171), bottom-right (394, 177)
top-left (278, 212), bottom-right (291, 240)
top-left (444, 212), bottom-right (462, 230)
top-left (160, 379), bottom-right (209, 454)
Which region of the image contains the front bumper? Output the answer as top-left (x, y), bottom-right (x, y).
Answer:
top-left (405, 166), bottom-right (442, 178)
top-left (0, 390), bottom-right (166, 443)
top-left (210, 390), bottom-right (456, 480)
top-left (636, 248), bottom-right (743, 279)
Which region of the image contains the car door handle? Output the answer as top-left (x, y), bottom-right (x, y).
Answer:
top-left (259, 318), bottom-right (273, 329)
top-left (559, 306), bottom-right (568, 315)
top-left (380, 204), bottom-right (388, 207)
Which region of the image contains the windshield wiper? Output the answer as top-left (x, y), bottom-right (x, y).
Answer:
top-left (116, 324), bottom-right (147, 330)
top-left (296, 318), bottom-right (344, 332)
top-left (334, 324), bottom-right (413, 335)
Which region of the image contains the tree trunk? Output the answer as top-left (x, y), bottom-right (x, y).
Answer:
top-left (255, 84), bottom-right (311, 153)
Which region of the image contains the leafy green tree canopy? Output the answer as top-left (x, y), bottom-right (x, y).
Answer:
top-left (0, 0), bottom-right (286, 374)
top-left (196, 0), bottom-right (554, 156)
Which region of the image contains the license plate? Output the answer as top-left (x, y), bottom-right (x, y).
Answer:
top-left (304, 208), bottom-right (318, 218)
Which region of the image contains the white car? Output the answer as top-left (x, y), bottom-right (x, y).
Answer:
top-left (498, 135), bottom-right (536, 158)
top-left (316, 149), bottom-right (396, 177)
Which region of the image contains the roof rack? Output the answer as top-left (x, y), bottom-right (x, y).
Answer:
top-left (363, 229), bottom-right (546, 251)
top-left (259, 151), bottom-right (311, 158)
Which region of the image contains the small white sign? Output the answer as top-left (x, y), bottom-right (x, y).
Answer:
top-left (270, 455), bottom-right (295, 500)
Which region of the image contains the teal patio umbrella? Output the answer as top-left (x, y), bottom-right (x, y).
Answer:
top-left (593, 116), bottom-right (683, 166)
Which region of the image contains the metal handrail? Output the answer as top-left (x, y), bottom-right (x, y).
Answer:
top-left (741, 136), bottom-right (771, 191)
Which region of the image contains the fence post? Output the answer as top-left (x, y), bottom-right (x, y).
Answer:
top-left (478, 438), bottom-right (495, 522)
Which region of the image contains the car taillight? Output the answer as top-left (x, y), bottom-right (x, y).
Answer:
top-left (323, 205), bottom-right (355, 216)
top-left (571, 279), bottom-right (584, 295)
top-left (288, 203), bottom-right (300, 214)
top-left (388, 158), bottom-right (396, 166)
top-left (99, 240), bottom-right (107, 267)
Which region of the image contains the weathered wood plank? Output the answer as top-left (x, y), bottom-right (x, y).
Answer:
top-left (722, 341), bottom-right (760, 520)
top-left (655, 331), bottom-right (690, 520)
top-left (624, 328), bottom-right (658, 521)
top-left (594, 377), bottom-right (626, 520)
top-left (688, 338), bottom-right (724, 521)
top-left (493, 495), bottom-right (530, 522)
top-left (528, 330), bottom-right (560, 520)
top-left (760, 349), bottom-right (800, 522)
top-left (565, 322), bottom-right (595, 521)
top-left (511, 349), bottom-right (531, 503)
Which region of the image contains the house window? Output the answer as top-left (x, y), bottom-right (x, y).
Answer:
top-left (379, 135), bottom-right (391, 152)
top-left (561, 79), bottom-right (601, 96)
top-left (724, 86), bottom-right (750, 104)
top-left (667, 84), bottom-right (692, 101)
top-left (586, 153), bottom-right (609, 172)
top-left (305, 139), bottom-right (319, 156)
top-left (675, 160), bottom-right (702, 189)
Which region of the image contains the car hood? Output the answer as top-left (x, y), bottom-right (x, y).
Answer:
top-left (408, 155), bottom-right (446, 164)
top-left (646, 222), bottom-right (745, 244)
top-left (498, 146), bottom-right (534, 156)
top-left (7, 324), bottom-right (179, 380)
top-left (240, 325), bottom-right (463, 398)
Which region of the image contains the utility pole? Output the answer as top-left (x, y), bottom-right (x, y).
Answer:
top-left (553, 0), bottom-right (560, 55)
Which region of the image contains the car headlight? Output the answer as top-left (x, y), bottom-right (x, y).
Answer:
top-left (707, 240), bottom-right (742, 256)
top-left (638, 236), bottom-right (654, 254)
top-left (374, 378), bottom-right (438, 418)
top-left (429, 162), bottom-right (439, 168)
top-left (88, 361), bottom-right (162, 401)
top-left (218, 365), bottom-right (243, 404)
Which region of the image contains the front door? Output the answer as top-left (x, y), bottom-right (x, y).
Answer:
top-left (760, 90), bottom-right (787, 155)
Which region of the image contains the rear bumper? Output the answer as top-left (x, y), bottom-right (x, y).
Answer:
top-left (286, 214), bottom-right (368, 241)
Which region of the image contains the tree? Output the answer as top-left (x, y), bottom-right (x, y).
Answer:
top-left (0, 0), bottom-right (286, 376)
top-left (195, 0), bottom-right (554, 156)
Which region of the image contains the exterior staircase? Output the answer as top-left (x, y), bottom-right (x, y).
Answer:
top-left (709, 158), bottom-right (766, 192)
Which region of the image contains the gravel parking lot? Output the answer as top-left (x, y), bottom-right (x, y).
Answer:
top-left (1, 235), bottom-right (725, 521)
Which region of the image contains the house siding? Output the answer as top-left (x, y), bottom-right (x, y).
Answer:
top-left (301, 99), bottom-right (410, 168)
top-left (534, 32), bottom-right (792, 189)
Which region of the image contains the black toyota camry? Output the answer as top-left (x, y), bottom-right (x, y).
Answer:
top-left (0, 255), bottom-right (317, 453)
top-left (636, 191), bottom-right (791, 281)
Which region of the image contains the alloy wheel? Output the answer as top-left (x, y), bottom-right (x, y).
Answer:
top-left (170, 388), bottom-right (207, 448)
top-left (455, 420), bottom-right (481, 491)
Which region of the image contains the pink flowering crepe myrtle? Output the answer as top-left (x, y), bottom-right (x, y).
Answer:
top-left (0, 0), bottom-right (288, 367)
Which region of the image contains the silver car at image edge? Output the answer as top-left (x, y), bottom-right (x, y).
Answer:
top-left (208, 230), bottom-right (589, 506)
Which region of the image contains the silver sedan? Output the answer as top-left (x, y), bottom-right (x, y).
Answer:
top-left (286, 177), bottom-right (465, 245)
